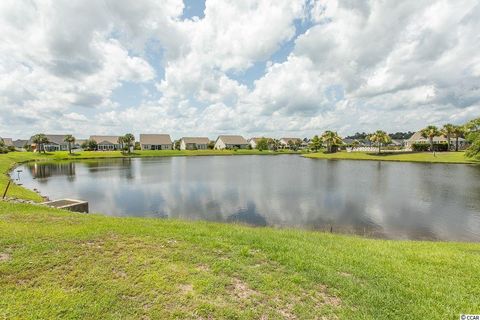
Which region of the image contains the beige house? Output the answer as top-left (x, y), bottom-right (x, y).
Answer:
top-left (90, 135), bottom-right (122, 151)
top-left (140, 134), bottom-right (172, 150)
top-left (180, 137), bottom-right (210, 150)
top-left (279, 138), bottom-right (302, 149)
top-left (214, 135), bottom-right (249, 149)
top-left (405, 131), bottom-right (467, 150)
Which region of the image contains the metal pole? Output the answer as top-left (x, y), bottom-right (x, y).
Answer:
top-left (2, 180), bottom-right (11, 199)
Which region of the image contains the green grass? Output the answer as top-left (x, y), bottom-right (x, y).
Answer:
top-left (0, 202), bottom-right (479, 319)
top-left (304, 151), bottom-right (480, 164)
top-left (0, 150), bottom-right (299, 201)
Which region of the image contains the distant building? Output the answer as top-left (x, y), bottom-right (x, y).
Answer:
top-left (214, 135), bottom-right (249, 149)
top-left (248, 137), bottom-right (264, 149)
top-left (139, 134), bottom-right (172, 150)
top-left (12, 139), bottom-right (28, 151)
top-left (405, 131), bottom-right (467, 150)
top-left (89, 135), bottom-right (122, 151)
top-left (29, 134), bottom-right (70, 152)
top-left (179, 137), bottom-right (209, 150)
top-left (279, 138), bottom-right (302, 149)
top-left (1, 137), bottom-right (13, 147)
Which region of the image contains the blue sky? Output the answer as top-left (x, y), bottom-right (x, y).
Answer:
top-left (0, 0), bottom-right (479, 139)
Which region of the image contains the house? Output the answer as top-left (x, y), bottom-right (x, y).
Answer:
top-left (139, 134), bottom-right (172, 150)
top-left (248, 137), bottom-right (265, 149)
top-left (89, 135), bottom-right (122, 151)
top-left (180, 137), bottom-right (209, 150)
top-left (405, 131), bottom-right (467, 150)
top-left (29, 134), bottom-right (71, 152)
top-left (13, 139), bottom-right (28, 151)
top-left (214, 135), bottom-right (249, 149)
top-left (279, 138), bottom-right (302, 149)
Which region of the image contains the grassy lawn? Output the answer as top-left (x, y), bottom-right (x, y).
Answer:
top-left (0, 150), bottom-right (299, 201)
top-left (0, 202), bottom-right (479, 319)
top-left (304, 151), bottom-right (479, 164)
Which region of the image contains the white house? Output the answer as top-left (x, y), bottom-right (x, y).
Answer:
top-left (214, 135), bottom-right (249, 149)
top-left (90, 135), bottom-right (122, 151)
top-left (140, 134), bottom-right (172, 150)
top-left (248, 137), bottom-right (264, 149)
top-left (279, 138), bottom-right (302, 149)
top-left (180, 137), bottom-right (210, 150)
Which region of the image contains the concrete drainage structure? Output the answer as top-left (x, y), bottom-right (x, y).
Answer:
top-left (42, 199), bottom-right (89, 213)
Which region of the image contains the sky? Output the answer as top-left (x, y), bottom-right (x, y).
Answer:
top-left (1, 0), bottom-right (479, 140)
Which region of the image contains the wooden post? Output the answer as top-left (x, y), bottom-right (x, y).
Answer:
top-left (2, 180), bottom-right (11, 199)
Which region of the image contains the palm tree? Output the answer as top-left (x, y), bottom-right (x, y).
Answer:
top-left (123, 133), bottom-right (135, 154)
top-left (117, 136), bottom-right (124, 151)
top-left (441, 124), bottom-right (455, 151)
top-left (452, 125), bottom-right (464, 152)
top-left (63, 135), bottom-right (76, 154)
top-left (421, 125), bottom-right (441, 152)
top-left (368, 130), bottom-right (391, 154)
top-left (32, 134), bottom-right (49, 153)
top-left (267, 138), bottom-right (280, 151)
top-left (321, 131), bottom-right (342, 153)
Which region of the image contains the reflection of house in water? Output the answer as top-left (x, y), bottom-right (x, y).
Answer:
top-left (227, 203), bottom-right (267, 227)
top-left (28, 162), bottom-right (76, 180)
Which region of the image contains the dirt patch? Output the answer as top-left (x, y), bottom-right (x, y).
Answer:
top-left (196, 264), bottom-right (210, 272)
top-left (338, 271), bottom-right (352, 277)
top-left (230, 278), bottom-right (257, 299)
top-left (179, 283), bottom-right (194, 294)
top-left (0, 253), bottom-right (11, 262)
top-left (315, 285), bottom-right (342, 307)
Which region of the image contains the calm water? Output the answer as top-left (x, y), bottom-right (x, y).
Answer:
top-left (14, 155), bottom-right (480, 241)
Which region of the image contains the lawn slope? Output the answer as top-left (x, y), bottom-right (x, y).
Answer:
top-left (0, 202), bottom-right (479, 319)
top-left (304, 151), bottom-right (479, 164)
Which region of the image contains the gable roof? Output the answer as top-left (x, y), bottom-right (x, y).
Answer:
top-left (13, 139), bottom-right (28, 148)
top-left (90, 135), bottom-right (121, 145)
top-left (28, 134), bottom-right (70, 145)
top-left (139, 134), bottom-right (172, 145)
top-left (280, 138), bottom-right (302, 143)
top-left (1, 138), bottom-right (13, 146)
top-left (217, 135), bottom-right (248, 145)
top-left (181, 137), bottom-right (209, 144)
top-left (407, 130), bottom-right (465, 143)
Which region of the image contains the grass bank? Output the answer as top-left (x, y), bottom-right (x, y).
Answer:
top-left (0, 202), bottom-right (479, 319)
top-left (0, 150), bottom-right (299, 201)
top-left (304, 151), bottom-right (479, 164)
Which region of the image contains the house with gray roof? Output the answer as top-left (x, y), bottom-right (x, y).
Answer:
top-left (180, 137), bottom-right (209, 150)
top-left (214, 135), bottom-right (249, 149)
top-left (1, 137), bottom-right (13, 147)
top-left (140, 134), bottom-right (172, 150)
top-left (89, 135), bottom-right (122, 151)
top-left (29, 134), bottom-right (71, 152)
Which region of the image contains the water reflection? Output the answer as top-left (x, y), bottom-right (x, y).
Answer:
top-left (15, 156), bottom-right (480, 242)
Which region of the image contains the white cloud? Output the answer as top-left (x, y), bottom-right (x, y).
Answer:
top-left (0, 0), bottom-right (479, 139)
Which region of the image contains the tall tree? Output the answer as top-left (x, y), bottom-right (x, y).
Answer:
top-left (465, 118), bottom-right (480, 160)
top-left (117, 136), bottom-right (124, 151)
top-left (421, 125), bottom-right (441, 152)
top-left (441, 124), bottom-right (455, 151)
top-left (321, 131), bottom-right (342, 153)
top-left (368, 130), bottom-right (391, 154)
top-left (32, 134), bottom-right (49, 153)
top-left (452, 125), bottom-right (464, 151)
top-left (256, 138), bottom-right (268, 151)
top-left (309, 135), bottom-right (321, 151)
top-left (123, 133), bottom-right (135, 154)
top-left (64, 135), bottom-right (76, 154)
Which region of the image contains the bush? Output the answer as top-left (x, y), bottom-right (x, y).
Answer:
top-left (412, 143), bottom-right (448, 152)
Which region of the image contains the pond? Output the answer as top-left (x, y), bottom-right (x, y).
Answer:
top-left (13, 155), bottom-right (480, 241)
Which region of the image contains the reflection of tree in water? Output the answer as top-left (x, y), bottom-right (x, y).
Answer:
top-left (85, 158), bottom-right (134, 180)
top-left (28, 162), bottom-right (76, 180)
top-left (227, 202), bottom-right (267, 227)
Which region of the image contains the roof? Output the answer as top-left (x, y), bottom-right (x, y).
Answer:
top-left (28, 134), bottom-right (70, 145)
top-left (217, 135), bottom-right (248, 145)
top-left (248, 137), bottom-right (265, 143)
top-left (181, 137), bottom-right (210, 144)
top-left (139, 134), bottom-right (172, 145)
top-left (90, 135), bottom-right (121, 145)
top-left (280, 138), bottom-right (302, 143)
top-left (1, 138), bottom-right (13, 146)
top-left (13, 139), bottom-right (28, 148)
